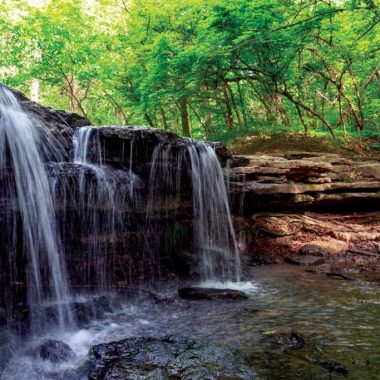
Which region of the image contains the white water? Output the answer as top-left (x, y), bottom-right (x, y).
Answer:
top-left (198, 280), bottom-right (258, 294)
top-left (145, 138), bottom-right (242, 283)
top-left (72, 126), bottom-right (140, 288)
top-left (186, 142), bottom-right (242, 282)
top-left (0, 85), bottom-right (73, 331)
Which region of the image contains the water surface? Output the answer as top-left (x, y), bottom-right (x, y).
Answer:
top-left (2, 265), bottom-right (380, 379)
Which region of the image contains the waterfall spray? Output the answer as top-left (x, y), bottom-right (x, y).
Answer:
top-left (0, 85), bottom-right (73, 331)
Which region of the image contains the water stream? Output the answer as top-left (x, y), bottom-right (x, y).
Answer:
top-left (0, 85), bottom-right (73, 332)
top-left (2, 265), bottom-right (379, 379)
top-left (186, 141), bottom-right (241, 282)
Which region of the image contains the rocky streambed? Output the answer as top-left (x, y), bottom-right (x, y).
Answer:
top-left (2, 265), bottom-right (380, 379)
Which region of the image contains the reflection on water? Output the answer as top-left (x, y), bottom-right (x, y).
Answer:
top-left (2, 265), bottom-right (380, 379)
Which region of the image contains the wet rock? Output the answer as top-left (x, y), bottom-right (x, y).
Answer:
top-left (325, 272), bottom-right (355, 281)
top-left (44, 296), bottom-right (113, 327)
top-left (73, 295), bottom-right (113, 325)
top-left (317, 360), bottom-right (348, 376)
top-left (88, 335), bottom-right (258, 380)
top-left (34, 339), bottom-right (76, 363)
top-left (178, 287), bottom-right (248, 300)
top-left (284, 255), bottom-right (325, 266)
top-left (273, 332), bottom-right (306, 350)
top-left (299, 240), bottom-right (348, 256)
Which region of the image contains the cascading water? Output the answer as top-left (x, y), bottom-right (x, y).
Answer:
top-left (70, 126), bottom-right (141, 288)
top-left (146, 138), bottom-right (241, 282)
top-left (72, 126), bottom-right (241, 284)
top-left (185, 142), bottom-right (241, 282)
top-left (0, 102), bottom-right (243, 379)
top-left (0, 85), bottom-right (73, 331)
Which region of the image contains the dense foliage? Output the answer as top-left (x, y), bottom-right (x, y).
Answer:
top-left (1, 0), bottom-right (379, 142)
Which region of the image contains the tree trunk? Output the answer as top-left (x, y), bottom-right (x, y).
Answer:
top-left (222, 81), bottom-right (234, 129)
top-left (145, 113), bottom-right (155, 128)
top-left (160, 107), bottom-right (169, 130)
top-left (179, 96), bottom-right (190, 137)
top-left (227, 83), bottom-right (243, 128)
top-left (237, 81), bottom-right (248, 127)
top-left (295, 104), bottom-right (308, 133)
top-left (205, 98), bottom-right (213, 135)
top-left (280, 89), bottom-right (336, 138)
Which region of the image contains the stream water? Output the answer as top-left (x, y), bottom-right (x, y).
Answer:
top-left (2, 265), bottom-right (379, 379)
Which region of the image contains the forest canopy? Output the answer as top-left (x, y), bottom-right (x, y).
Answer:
top-left (0, 0), bottom-right (379, 143)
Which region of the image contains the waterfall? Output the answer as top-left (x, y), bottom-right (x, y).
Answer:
top-left (0, 85), bottom-right (73, 331)
top-left (73, 126), bottom-right (241, 284)
top-left (146, 138), bottom-right (241, 282)
top-left (71, 126), bottom-right (140, 288)
top-left (186, 142), bottom-right (241, 282)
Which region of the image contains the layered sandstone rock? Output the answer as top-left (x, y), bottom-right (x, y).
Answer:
top-left (229, 152), bottom-right (380, 212)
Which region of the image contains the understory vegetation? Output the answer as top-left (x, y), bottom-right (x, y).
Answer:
top-left (1, 0), bottom-right (379, 145)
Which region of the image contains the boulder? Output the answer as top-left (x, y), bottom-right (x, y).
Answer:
top-left (299, 240), bottom-right (348, 256)
top-left (356, 163), bottom-right (380, 180)
top-left (73, 295), bottom-right (113, 326)
top-left (178, 287), bottom-right (248, 300)
top-left (34, 339), bottom-right (76, 363)
top-left (88, 335), bottom-right (258, 380)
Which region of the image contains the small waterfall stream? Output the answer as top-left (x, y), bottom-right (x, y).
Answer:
top-left (70, 127), bottom-right (140, 288)
top-left (0, 85), bottom-right (73, 332)
top-left (186, 142), bottom-right (241, 282)
top-left (71, 126), bottom-right (241, 283)
top-left (145, 137), bottom-right (241, 282)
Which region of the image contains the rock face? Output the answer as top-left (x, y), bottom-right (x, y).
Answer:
top-left (240, 211), bottom-right (380, 270)
top-left (178, 287), bottom-right (248, 300)
top-left (229, 152), bottom-right (380, 273)
top-left (229, 152), bottom-right (380, 212)
top-left (88, 335), bottom-right (258, 380)
top-left (7, 85), bottom-right (90, 132)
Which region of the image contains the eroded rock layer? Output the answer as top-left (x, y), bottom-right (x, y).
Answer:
top-left (230, 152), bottom-right (380, 212)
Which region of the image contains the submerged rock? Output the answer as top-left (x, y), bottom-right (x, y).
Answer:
top-left (273, 332), bottom-right (306, 350)
top-left (73, 295), bottom-right (113, 326)
top-left (178, 287), bottom-right (248, 300)
top-left (317, 360), bottom-right (348, 376)
top-left (34, 339), bottom-right (76, 363)
top-left (284, 255), bottom-right (325, 266)
top-left (88, 335), bottom-right (258, 380)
